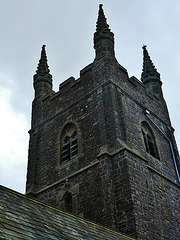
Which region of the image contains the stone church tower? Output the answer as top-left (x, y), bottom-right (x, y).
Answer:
top-left (26, 5), bottom-right (180, 239)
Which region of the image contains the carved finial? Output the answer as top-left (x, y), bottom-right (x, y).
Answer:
top-left (96, 4), bottom-right (110, 33)
top-left (94, 4), bottom-right (115, 58)
top-left (33, 45), bottom-right (53, 99)
top-left (141, 45), bottom-right (163, 97)
top-left (36, 45), bottom-right (51, 75)
top-left (141, 45), bottom-right (160, 82)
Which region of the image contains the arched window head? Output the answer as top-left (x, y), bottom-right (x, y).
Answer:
top-left (61, 123), bottom-right (78, 163)
top-left (141, 122), bottom-right (159, 159)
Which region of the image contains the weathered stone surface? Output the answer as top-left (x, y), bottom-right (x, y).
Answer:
top-left (26, 4), bottom-right (180, 240)
top-left (0, 185), bottom-right (134, 240)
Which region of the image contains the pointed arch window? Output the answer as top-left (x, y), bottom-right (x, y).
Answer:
top-left (61, 123), bottom-right (78, 163)
top-left (63, 192), bottom-right (73, 213)
top-left (141, 122), bottom-right (159, 159)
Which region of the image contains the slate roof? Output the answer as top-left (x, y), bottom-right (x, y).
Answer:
top-left (0, 185), bottom-right (134, 240)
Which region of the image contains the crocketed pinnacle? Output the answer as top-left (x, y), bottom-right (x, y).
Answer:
top-left (36, 45), bottom-right (51, 75)
top-left (33, 45), bottom-right (52, 99)
top-left (94, 4), bottom-right (115, 58)
top-left (96, 4), bottom-right (111, 33)
top-left (141, 45), bottom-right (160, 82)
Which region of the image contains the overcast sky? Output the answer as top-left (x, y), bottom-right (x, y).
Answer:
top-left (1, 0), bottom-right (180, 193)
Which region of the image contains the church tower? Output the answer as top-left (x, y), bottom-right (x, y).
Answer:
top-left (26, 5), bottom-right (180, 239)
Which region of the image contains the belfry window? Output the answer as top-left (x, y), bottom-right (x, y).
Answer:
top-left (61, 124), bottom-right (78, 163)
top-left (141, 122), bottom-right (159, 159)
top-left (71, 132), bottom-right (78, 157)
top-left (62, 136), bottom-right (71, 161)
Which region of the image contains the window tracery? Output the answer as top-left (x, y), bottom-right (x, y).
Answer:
top-left (61, 123), bottom-right (78, 163)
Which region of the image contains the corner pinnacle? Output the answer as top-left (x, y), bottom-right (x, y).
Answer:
top-left (96, 4), bottom-right (111, 33)
top-left (141, 45), bottom-right (160, 82)
top-left (36, 45), bottom-right (51, 75)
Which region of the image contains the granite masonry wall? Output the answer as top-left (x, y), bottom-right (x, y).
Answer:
top-left (26, 6), bottom-right (180, 237)
top-left (26, 56), bottom-right (180, 239)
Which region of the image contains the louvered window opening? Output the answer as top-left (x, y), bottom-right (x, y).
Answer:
top-left (62, 132), bottom-right (78, 162)
top-left (142, 130), bottom-right (159, 159)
